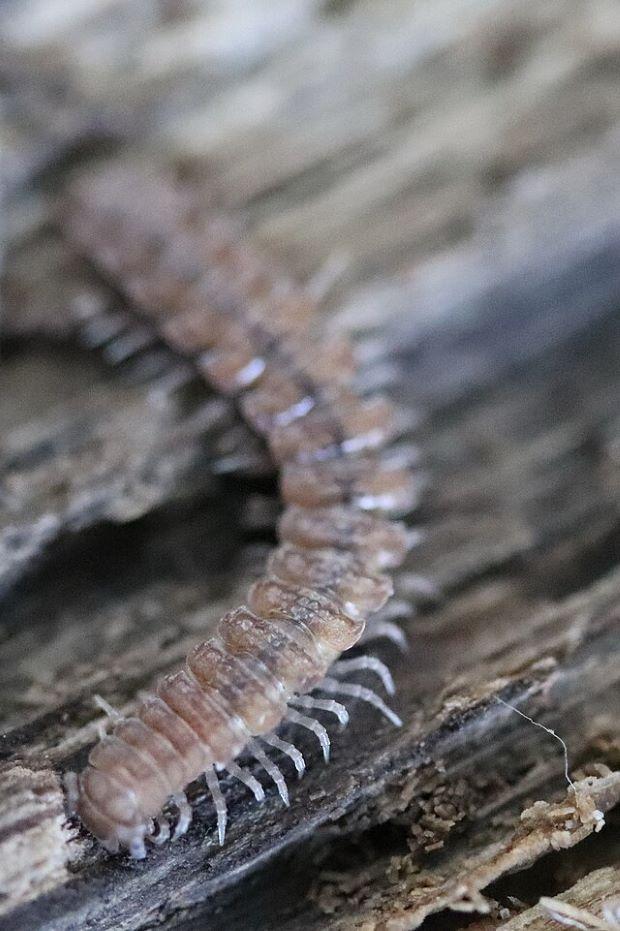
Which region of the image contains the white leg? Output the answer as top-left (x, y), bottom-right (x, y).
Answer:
top-left (306, 248), bottom-right (350, 302)
top-left (405, 528), bottom-right (425, 549)
top-left (330, 656), bottom-right (395, 695)
top-left (103, 326), bottom-right (156, 364)
top-left (94, 694), bottom-right (123, 739)
top-left (94, 694), bottom-right (123, 722)
top-left (400, 573), bottom-right (439, 600)
top-left (260, 733), bottom-right (306, 778)
top-left (128, 835), bottom-right (147, 859)
top-left (205, 766), bottom-right (228, 846)
top-left (102, 837), bottom-right (120, 854)
top-left (249, 740), bottom-right (290, 806)
top-left (63, 772), bottom-right (79, 816)
top-left (147, 362), bottom-right (197, 402)
top-left (286, 708), bottom-right (330, 762)
top-left (148, 816), bottom-right (171, 846)
top-left (171, 791), bottom-right (192, 840)
top-left (375, 599), bottom-right (415, 621)
top-left (226, 760), bottom-right (265, 802)
top-left (355, 360), bottom-right (401, 394)
top-left (290, 694), bottom-right (349, 727)
top-left (360, 619), bottom-right (409, 651)
top-left (360, 599), bottom-right (413, 651)
top-left (319, 677), bottom-right (402, 727)
top-left (80, 312), bottom-right (129, 348)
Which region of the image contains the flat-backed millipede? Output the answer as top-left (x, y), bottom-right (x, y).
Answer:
top-left (61, 165), bottom-right (422, 858)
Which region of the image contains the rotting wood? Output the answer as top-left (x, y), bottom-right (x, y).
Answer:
top-left (501, 866), bottom-right (620, 930)
top-left (310, 771), bottom-right (620, 930)
top-left (1, 315), bottom-right (618, 926)
top-left (1, 0), bottom-right (619, 929)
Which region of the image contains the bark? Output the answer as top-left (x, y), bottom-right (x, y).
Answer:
top-left (1, 1), bottom-right (619, 929)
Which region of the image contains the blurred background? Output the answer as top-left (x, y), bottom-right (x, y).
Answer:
top-left (1, 2), bottom-right (620, 930)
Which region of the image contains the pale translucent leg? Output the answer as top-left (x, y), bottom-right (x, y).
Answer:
top-left (103, 326), bottom-right (156, 364)
top-left (400, 573), bottom-right (440, 600)
top-left (360, 619), bottom-right (408, 651)
top-left (355, 359), bottom-right (401, 394)
top-left (147, 361), bottom-right (197, 402)
top-left (171, 791), bottom-right (192, 840)
top-left (290, 694), bottom-right (349, 726)
top-left (360, 599), bottom-right (414, 651)
top-left (205, 766), bottom-right (228, 846)
top-left (63, 772), bottom-right (79, 816)
top-left (306, 249), bottom-right (350, 302)
top-left (405, 528), bottom-right (426, 549)
top-left (252, 740), bottom-right (291, 804)
top-left (101, 837), bottom-right (120, 854)
top-left (360, 620), bottom-right (408, 651)
top-left (286, 708), bottom-right (330, 762)
top-left (249, 739), bottom-right (289, 806)
top-left (93, 694), bottom-right (124, 740)
top-left (374, 599), bottom-right (414, 621)
top-left (330, 656), bottom-right (395, 695)
top-left (94, 694), bottom-right (124, 722)
top-left (128, 835), bottom-right (147, 859)
top-left (261, 733), bottom-right (306, 778)
top-left (80, 312), bottom-right (130, 348)
top-left (148, 816), bottom-right (171, 846)
top-left (319, 677), bottom-right (402, 727)
top-left (225, 760), bottom-right (265, 801)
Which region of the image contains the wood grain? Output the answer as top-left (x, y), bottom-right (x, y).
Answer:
top-left (1, 0), bottom-right (619, 928)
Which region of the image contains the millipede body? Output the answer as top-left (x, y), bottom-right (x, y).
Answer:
top-left (62, 166), bottom-right (421, 858)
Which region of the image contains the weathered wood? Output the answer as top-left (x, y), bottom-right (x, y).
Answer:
top-left (1, 0), bottom-right (619, 929)
top-left (1, 298), bottom-right (618, 930)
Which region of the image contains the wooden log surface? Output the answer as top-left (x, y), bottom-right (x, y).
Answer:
top-left (1, 1), bottom-right (619, 928)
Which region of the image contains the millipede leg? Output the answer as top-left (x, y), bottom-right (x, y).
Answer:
top-left (205, 766), bottom-right (228, 846)
top-left (148, 816), bottom-right (171, 846)
top-left (260, 733), bottom-right (306, 778)
top-left (148, 361), bottom-right (198, 400)
top-left (360, 619), bottom-right (408, 651)
top-left (290, 694), bottom-right (349, 727)
top-left (128, 835), bottom-right (147, 859)
top-left (249, 740), bottom-right (290, 806)
top-left (80, 312), bottom-right (130, 348)
top-left (360, 599), bottom-right (413, 651)
top-left (400, 573), bottom-right (439, 601)
top-left (285, 708), bottom-right (331, 762)
top-left (93, 694), bottom-right (124, 740)
top-left (63, 772), bottom-right (79, 816)
top-left (306, 248), bottom-right (350, 302)
top-left (93, 694), bottom-right (124, 723)
top-left (171, 791), bottom-right (192, 839)
top-left (103, 326), bottom-right (157, 365)
top-left (225, 760), bottom-right (265, 801)
top-left (102, 837), bottom-right (120, 854)
top-left (330, 656), bottom-right (395, 695)
top-left (318, 677), bottom-right (402, 727)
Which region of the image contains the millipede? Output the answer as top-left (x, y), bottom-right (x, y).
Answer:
top-left (61, 164), bottom-right (423, 858)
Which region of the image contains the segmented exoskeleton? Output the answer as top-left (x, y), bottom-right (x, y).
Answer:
top-left (62, 166), bottom-right (422, 858)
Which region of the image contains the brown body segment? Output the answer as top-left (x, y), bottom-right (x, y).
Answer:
top-left (278, 505), bottom-right (410, 569)
top-left (62, 165), bottom-right (418, 856)
top-left (217, 607), bottom-right (327, 693)
top-left (267, 394), bottom-right (397, 464)
top-left (280, 455), bottom-right (419, 513)
top-left (267, 545), bottom-right (393, 619)
top-left (248, 580), bottom-right (365, 654)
